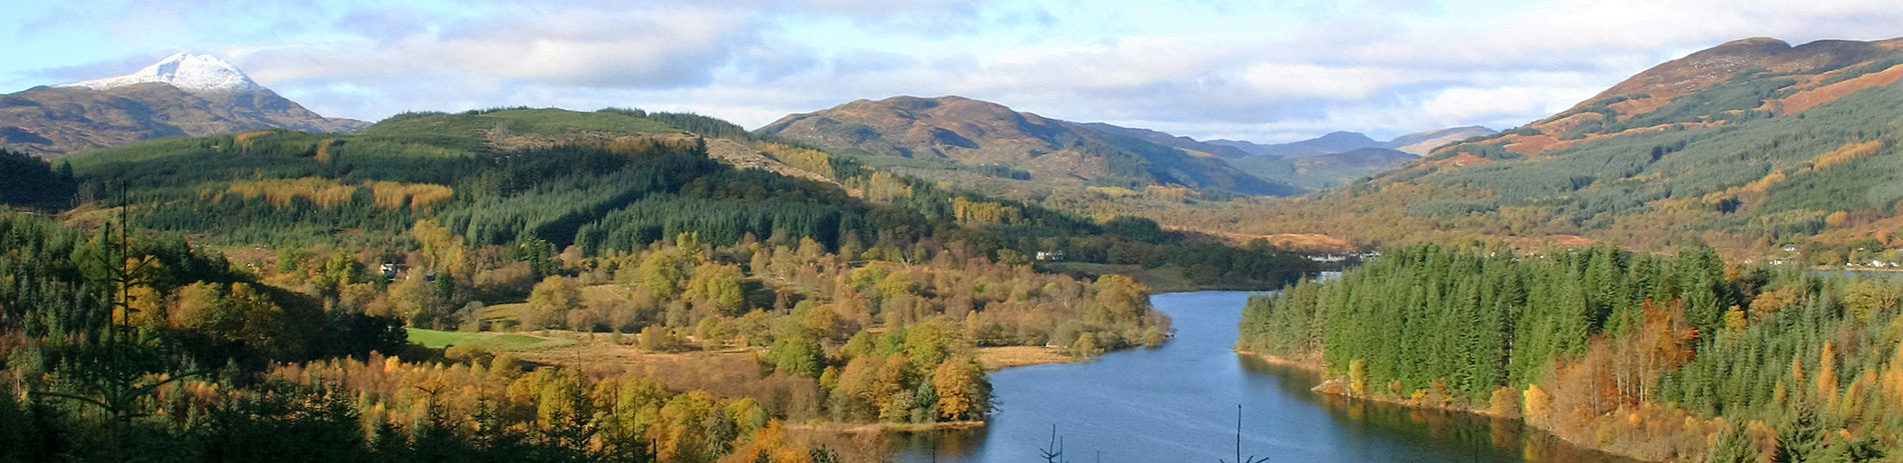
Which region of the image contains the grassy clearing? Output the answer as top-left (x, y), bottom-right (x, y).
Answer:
top-left (406, 328), bottom-right (576, 351)
top-left (477, 302), bottom-right (531, 325)
top-left (976, 346), bottom-right (1079, 370)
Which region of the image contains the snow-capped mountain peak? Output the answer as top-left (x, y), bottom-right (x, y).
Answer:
top-left (61, 53), bottom-right (262, 94)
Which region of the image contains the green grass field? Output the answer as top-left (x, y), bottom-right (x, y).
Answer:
top-left (406, 328), bottom-right (577, 351)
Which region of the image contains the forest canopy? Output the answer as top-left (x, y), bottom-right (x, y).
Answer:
top-left (1241, 244), bottom-right (1903, 461)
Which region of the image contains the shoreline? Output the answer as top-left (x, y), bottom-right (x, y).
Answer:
top-left (1236, 349), bottom-right (1511, 418)
top-left (794, 347), bottom-right (1094, 439)
top-left (786, 420), bottom-right (985, 434)
top-left (1236, 349), bottom-right (1511, 417)
top-left (1234, 349), bottom-right (1652, 462)
top-left (1233, 349), bottom-right (1325, 374)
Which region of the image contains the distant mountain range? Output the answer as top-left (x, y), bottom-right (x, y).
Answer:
top-left (1, 53), bottom-right (1491, 199)
top-left (1211, 127), bottom-right (1495, 188)
top-left (757, 95), bottom-right (1302, 197)
top-left (1085, 122), bottom-right (1494, 189)
top-left (1207, 126), bottom-right (1496, 158)
top-left (1211, 131), bottom-right (1381, 158)
top-left (0, 53), bottom-right (365, 157)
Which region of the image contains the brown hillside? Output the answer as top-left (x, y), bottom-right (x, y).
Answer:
top-left (1473, 37), bottom-right (1903, 157)
top-left (1777, 63), bottom-right (1903, 113)
top-left (1579, 37), bottom-right (1899, 110)
top-left (0, 84), bottom-right (365, 158)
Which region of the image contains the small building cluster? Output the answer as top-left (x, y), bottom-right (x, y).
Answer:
top-left (1304, 250), bottom-right (1381, 263)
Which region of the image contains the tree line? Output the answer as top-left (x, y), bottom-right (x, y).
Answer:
top-left (1240, 243), bottom-right (1903, 461)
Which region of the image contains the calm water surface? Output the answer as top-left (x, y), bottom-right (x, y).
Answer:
top-left (893, 291), bottom-right (1635, 462)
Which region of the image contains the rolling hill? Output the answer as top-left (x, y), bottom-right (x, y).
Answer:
top-left (755, 95), bottom-right (1300, 198)
top-left (0, 53), bottom-right (365, 158)
top-left (1160, 36), bottom-right (1903, 258)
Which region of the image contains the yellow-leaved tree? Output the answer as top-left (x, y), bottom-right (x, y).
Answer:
top-left (684, 262), bottom-right (746, 317)
top-left (932, 357), bottom-right (990, 421)
top-left (526, 275), bottom-right (581, 329)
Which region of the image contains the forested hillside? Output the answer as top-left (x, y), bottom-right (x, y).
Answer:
top-left (1241, 244), bottom-right (1903, 461)
top-left (1159, 37), bottom-right (1903, 259)
top-left (59, 107), bottom-right (1312, 287)
top-left (2, 106), bottom-right (1314, 461)
top-left (0, 149), bottom-right (76, 210)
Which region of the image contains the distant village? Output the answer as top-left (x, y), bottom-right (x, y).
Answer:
top-left (1759, 244), bottom-right (1899, 269)
top-left (1303, 250), bottom-right (1382, 264)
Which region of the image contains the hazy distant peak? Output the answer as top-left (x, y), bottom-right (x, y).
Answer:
top-left (61, 53), bottom-right (262, 94)
top-left (1316, 131), bottom-right (1376, 141)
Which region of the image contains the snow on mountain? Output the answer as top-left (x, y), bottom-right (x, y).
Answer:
top-left (60, 53), bottom-right (262, 94)
top-left (6, 52), bottom-right (367, 157)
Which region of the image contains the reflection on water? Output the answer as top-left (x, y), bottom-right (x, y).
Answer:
top-left (888, 291), bottom-right (1634, 463)
top-left (888, 427), bottom-right (984, 461)
top-left (1242, 358), bottom-right (1634, 463)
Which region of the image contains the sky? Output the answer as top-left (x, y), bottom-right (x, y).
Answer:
top-left (5, 0), bottom-right (1902, 143)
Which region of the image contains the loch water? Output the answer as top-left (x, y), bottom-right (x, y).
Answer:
top-left (893, 291), bottom-right (1637, 462)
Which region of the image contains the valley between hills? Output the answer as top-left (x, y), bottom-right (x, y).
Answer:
top-left (7, 32), bottom-right (1903, 462)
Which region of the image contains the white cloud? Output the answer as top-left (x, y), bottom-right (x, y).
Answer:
top-left (1237, 64), bottom-right (1402, 100)
top-left (243, 7), bottom-right (757, 89)
top-left (19, 0), bottom-right (1903, 143)
top-left (1422, 86), bottom-right (1591, 124)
